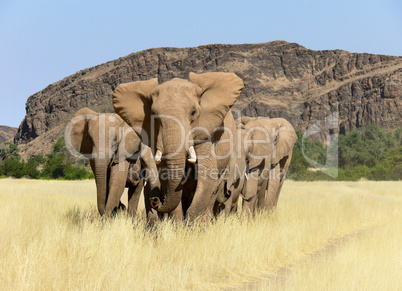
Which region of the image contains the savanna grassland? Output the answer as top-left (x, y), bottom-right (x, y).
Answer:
top-left (0, 179), bottom-right (400, 290)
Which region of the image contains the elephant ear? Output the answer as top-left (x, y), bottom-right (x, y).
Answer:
top-left (189, 72), bottom-right (244, 139)
top-left (271, 118), bottom-right (297, 164)
top-left (114, 122), bottom-right (141, 163)
top-left (67, 107), bottom-right (97, 155)
top-left (113, 79), bottom-right (158, 137)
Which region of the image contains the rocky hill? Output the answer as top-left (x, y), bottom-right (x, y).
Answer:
top-left (14, 41), bottom-right (401, 158)
top-left (0, 126), bottom-right (17, 142)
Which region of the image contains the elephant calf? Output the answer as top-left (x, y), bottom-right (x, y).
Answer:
top-left (65, 108), bottom-right (160, 217)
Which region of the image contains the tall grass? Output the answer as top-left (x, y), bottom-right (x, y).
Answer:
top-left (0, 179), bottom-right (400, 290)
top-left (260, 217), bottom-right (401, 290)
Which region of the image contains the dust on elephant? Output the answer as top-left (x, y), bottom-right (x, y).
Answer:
top-left (240, 117), bottom-right (297, 213)
top-left (65, 107), bottom-right (160, 217)
top-left (113, 72), bottom-right (244, 220)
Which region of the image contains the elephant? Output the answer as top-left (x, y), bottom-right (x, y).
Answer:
top-left (113, 72), bottom-right (244, 220)
top-left (239, 116), bottom-right (297, 213)
top-left (214, 127), bottom-right (247, 216)
top-left (66, 107), bottom-right (160, 217)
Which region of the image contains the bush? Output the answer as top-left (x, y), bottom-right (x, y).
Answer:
top-left (23, 161), bottom-right (41, 179)
top-left (41, 154), bottom-right (65, 179)
top-left (288, 125), bottom-right (401, 181)
top-left (0, 142), bottom-right (20, 161)
top-left (41, 137), bottom-right (92, 180)
top-left (0, 157), bottom-right (25, 178)
top-left (0, 137), bottom-right (92, 180)
top-left (64, 164), bottom-right (93, 180)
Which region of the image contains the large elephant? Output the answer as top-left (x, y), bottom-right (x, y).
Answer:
top-left (240, 117), bottom-right (297, 212)
top-left (66, 107), bottom-right (160, 217)
top-left (113, 72), bottom-right (244, 220)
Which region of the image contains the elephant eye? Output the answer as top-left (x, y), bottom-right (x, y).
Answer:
top-left (191, 109), bottom-right (197, 116)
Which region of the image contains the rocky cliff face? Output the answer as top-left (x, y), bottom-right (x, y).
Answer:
top-left (0, 126), bottom-right (17, 142)
top-left (14, 41), bottom-right (401, 156)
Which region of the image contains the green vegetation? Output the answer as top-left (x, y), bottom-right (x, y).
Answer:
top-left (288, 125), bottom-right (402, 181)
top-left (0, 137), bottom-right (93, 180)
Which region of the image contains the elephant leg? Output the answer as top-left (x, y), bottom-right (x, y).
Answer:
top-left (222, 195), bottom-right (233, 216)
top-left (229, 179), bottom-right (243, 214)
top-left (243, 195), bottom-right (258, 214)
top-left (168, 201), bottom-right (183, 221)
top-left (127, 179), bottom-right (143, 217)
top-left (185, 169), bottom-right (220, 221)
top-left (265, 153), bottom-right (292, 210)
top-left (215, 183), bottom-right (233, 217)
top-left (231, 200), bottom-right (238, 213)
top-left (105, 161), bottom-right (130, 216)
top-left (212, 201), bottom-right (221, 216)
top-left (241, 171), bottom-right (259, 214)
top-left (143, 181), bottom-right (161, 225)
top-left (257, 178), bottom-right (268, 210)
top-left (186, 180), bottom-right (218, 220)
top-left (206, 186), bottom-right (221, 219)
top-left (118, 201), bottom-right (127, 211)
top-left (184, 142), bottom-right (220, 221)
top-left (212, 179), bottom-right (230, 217)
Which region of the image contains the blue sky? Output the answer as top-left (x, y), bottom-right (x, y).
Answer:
top-left (0, 0), bottom-right (401, 127)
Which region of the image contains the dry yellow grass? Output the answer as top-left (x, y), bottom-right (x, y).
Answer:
top-left (258, 217), bottom-right (401, 290)
top-left (0, 179), bottom-right (401, 290)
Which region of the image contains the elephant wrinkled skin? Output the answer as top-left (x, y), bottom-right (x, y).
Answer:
top-left (240, 117), bottom-right (297, 213)
top-left (66, 108), bottom-right (160, 217)
top-left (113, 72), bottom-right (244, 220)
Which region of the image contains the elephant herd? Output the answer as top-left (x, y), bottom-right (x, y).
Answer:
top-left (65, 72), bottom-right (297, 222)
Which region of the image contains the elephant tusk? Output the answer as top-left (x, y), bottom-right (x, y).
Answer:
top-left (187, 146), bottom-right (197, 163)
top-left (155, 150), bottom-right (162, 164)
top-left (244, 172), bottom-right (249, 180)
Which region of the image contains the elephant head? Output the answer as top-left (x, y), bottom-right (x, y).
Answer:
top-left (66, 107), bottom-right (141, 215)
top-left (240, 117), bottom-right (297, 211)
top-left (113, 72), bottom-right (244, 213)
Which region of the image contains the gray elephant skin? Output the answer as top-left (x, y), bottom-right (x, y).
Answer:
top-left (67, 107), bottom-right (160, 217)
top-left (239, 116), bottom-right (297, 213)
top-left (113, 72), bottom-right (244, 220)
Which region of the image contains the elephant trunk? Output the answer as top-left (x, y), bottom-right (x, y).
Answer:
top-left (242, 170), bottom-right (259, 213)
top-left (150, 121), bottom-right (186, 214)
top-left (92, 158), bottom-right (108, 215)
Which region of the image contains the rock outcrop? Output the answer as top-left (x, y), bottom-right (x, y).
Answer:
top-left (0, 126), bottom-right (17, 142)
top-left (14, 41), bottom-right (401, 158)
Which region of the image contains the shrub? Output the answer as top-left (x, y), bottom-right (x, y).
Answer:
top-left (288, 125), bottom-right (401, 181)
top-left (41, 137), bottom-right (92, 180)
top-left (64, 164), bottom-right (93, 180)
top-left (0, 157), bottom-right (25, 178)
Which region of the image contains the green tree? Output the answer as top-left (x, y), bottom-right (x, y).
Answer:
top-left (0, 142), bottom-right (20, 161)
top-left (41, 137), bottom-right (92, 180)
top-left (0, 156), bottom-right (25, 178)
top-left (288, 125), bottom-right (401, 181)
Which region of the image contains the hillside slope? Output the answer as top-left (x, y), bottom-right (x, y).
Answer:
top-left (14, 41), bottom-right (401, 158)
top-left (0, 126), bottom-right (17, 142)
